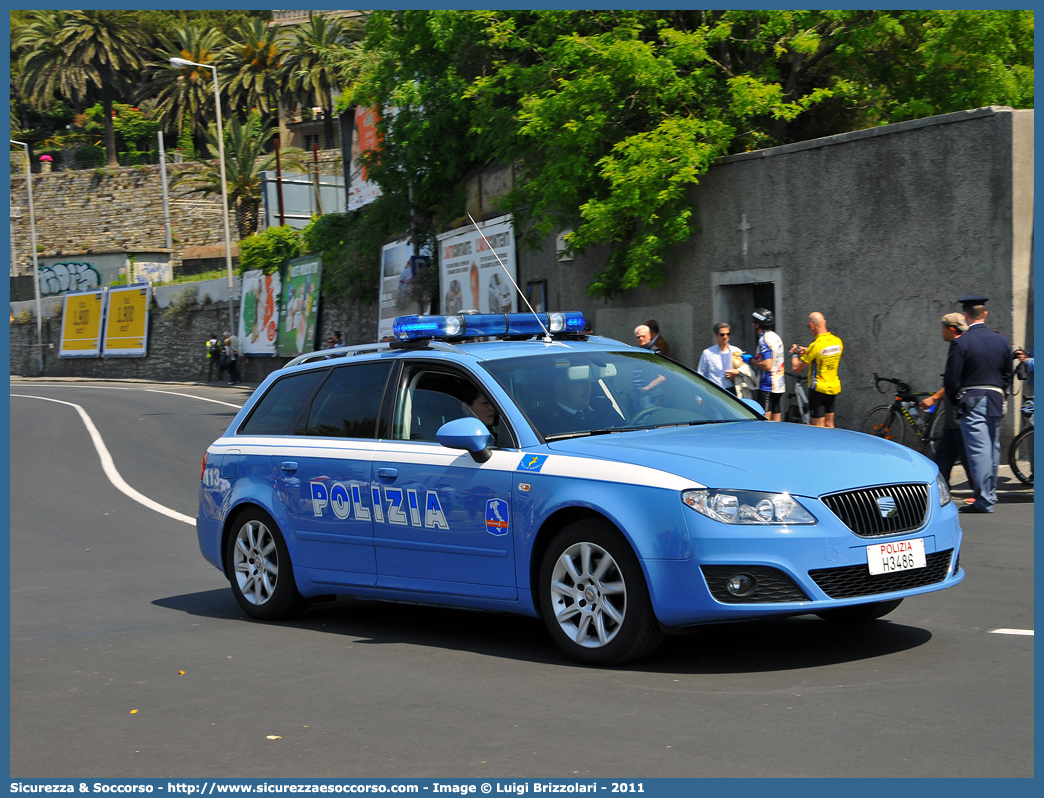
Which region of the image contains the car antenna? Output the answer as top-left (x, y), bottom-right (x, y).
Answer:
top-left (468, 212), bottom-right (553, 343)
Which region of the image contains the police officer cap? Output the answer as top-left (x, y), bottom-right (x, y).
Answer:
top-left (957, 294), bottom-right (989, 306)
top-left (752, 308), bottom-right (774, 325)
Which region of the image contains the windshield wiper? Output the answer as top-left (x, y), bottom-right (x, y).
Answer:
top-left (687, 419), bottom-right (741, 426)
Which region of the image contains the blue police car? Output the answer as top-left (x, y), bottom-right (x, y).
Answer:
top-left (197, 311), bottom-right (963, 665)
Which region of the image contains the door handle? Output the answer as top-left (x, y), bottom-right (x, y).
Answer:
top-left (376, 467), bottom-right (398, 480)
top-left (281, 461), bottom-right (298, 473)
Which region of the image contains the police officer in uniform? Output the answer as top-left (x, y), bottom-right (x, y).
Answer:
top-left (943, 294), bottom-right (1013, 513)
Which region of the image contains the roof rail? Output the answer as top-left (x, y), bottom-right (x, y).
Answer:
top-left (283, 342), bottom-right (391, 369)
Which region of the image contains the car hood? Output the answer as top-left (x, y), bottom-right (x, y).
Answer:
top-left (544, 421), bottom-right (937, 497)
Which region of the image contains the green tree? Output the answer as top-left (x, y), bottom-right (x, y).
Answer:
top-left (220, 17), bottom-right (286, 116)
top-left (350, 9), bottom-right (1033, 299)
top-left (16, 9), bottom-right (148, 166)
top-left (173, 110), bottom-right (306, 239)
top-left (281, 12), bottom-right (360, 149)
top-left (142, 26), bottom-right (228, 151)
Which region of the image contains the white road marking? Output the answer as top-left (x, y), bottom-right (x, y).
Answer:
top-left (990, 628), bottom-right (1034, 636)
top-left (145, 389), bottom-right (243, 409)
top-left (11, 394), bottom-right (197, 526)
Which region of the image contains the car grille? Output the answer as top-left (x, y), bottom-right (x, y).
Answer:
top-left (821, 483), bottom-right (929, 537)
top-left (808, 549), bottom-right (954, 599)
top-left (701, 565), bottom-right (811, 603)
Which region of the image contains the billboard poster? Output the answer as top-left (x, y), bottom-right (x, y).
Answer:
top-left (377, 240), bottom-right (433, 342)
top-left (436, 215), bottom-right (517, 317)
top-left (102, 284), bottom-right (150, 357)
top-left (347, 106), bottom-right (383, 212)
top-left (238, 270), bottom-right (282, 356)
top-left (59, 290), bottom-right (105, 358)
top-left (277, 255), bottom-right (322, 356)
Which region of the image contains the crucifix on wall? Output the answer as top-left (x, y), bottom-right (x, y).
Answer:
top-left (738, 214), bottom-right (752, 256)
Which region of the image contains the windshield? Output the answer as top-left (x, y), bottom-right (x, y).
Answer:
top-left (481, 350), bottom-right (760, 440)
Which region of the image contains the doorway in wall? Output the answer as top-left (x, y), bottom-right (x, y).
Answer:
top-left (716, 281), bottom-right (776, 355)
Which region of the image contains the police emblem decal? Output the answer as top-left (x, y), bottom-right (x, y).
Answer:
top-left (485, 498), bottom-right (509, 536)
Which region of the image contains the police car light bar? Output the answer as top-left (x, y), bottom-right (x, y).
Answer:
top-left (393, 312), bottom-right (586, 341)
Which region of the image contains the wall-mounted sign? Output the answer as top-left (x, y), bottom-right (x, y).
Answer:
top-left (103, 284), bottom-right (150, 357)
top-left (277, 255), bottom-right (322, 356)
top-left (436, 215), bottom-right (517, 316)
top-left (59, 290), bottom-right (105, 358)
top-left (239, 270), bottom-right (282, 356)
top-left (378, 242), bottom-right (433, 342)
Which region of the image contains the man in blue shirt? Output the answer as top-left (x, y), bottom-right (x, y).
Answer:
top-left (943, 295), bottom-right (1013, 513)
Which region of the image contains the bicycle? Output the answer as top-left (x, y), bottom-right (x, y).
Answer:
top-left (1008, 397), bottom-right (1033, 486)
top-left (861, 374), bottom-right (943, 453)
top-left (784, 373), bottom-right (810, 424)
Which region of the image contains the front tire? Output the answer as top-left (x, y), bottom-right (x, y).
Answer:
top-left (538, 520), bottom-right (663, 666)
top-left (226, 508), bottom-right (307, 620)
top-left (815, 598), bottom-right (903, 623)
top-left (1009, 427), bottom-right (1034, 486)
top-left (861, 406), bottom-right (905, 445)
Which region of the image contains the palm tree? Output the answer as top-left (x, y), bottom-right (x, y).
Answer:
top-left (141, 26), bottom-right (228, 154)
top-left (17, 10), bottom-right (148, 166)
top-left (279, 12), bottom-right (359, 148)
top-left (172, 111), bottom-right (306, 239)
top-left (220, 18), bottom-right (286, 117)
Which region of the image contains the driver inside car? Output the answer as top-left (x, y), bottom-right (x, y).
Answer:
top-left (531, 364), bottom-right (621, 437)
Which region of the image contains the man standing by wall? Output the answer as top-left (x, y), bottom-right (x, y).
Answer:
top-left (919, 313), bottom-right (969, 486)
top-left (697, 322), bottom-right (742, 394)
top-left (944, 295), bottom-right (1013, 514)
top-left (790, 311), bottom-right (843, 428)
top-left (751, 308), bottom-right (785, 420)
top-left (224, 330), bottom-right (241, 386)
top-left (644, 320), bottom-right (671, 359)
top-left (205, 332), bottom-right (221, 382)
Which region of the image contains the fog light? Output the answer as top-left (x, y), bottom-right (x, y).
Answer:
top-left (725, 573), bottom-right (757, 597)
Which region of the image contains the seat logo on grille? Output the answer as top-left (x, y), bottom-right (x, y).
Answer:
top-left (876, 496), bottom-right (898, 518)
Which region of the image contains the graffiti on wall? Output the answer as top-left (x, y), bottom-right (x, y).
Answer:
top-left (39, 262), bottom-right (102, 297)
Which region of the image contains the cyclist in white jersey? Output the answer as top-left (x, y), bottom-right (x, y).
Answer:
top-left (751, 308), bottom-right (785, 420)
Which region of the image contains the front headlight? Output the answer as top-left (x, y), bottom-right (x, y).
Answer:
top-left (682, 489), bottom-right (817, 525)
top-left (937, 476), bottom-right (952, 506)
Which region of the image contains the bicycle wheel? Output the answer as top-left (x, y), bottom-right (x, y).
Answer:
top-left (861, 405), bottom-right (905, 445)
top-left (926, 408), bottom-right (944, 454)
top-left (1009, 428), bottom-right (1033, 486)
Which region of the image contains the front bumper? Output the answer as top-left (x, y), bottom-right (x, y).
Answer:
top-left (643, 493), bottom-right (963, 628)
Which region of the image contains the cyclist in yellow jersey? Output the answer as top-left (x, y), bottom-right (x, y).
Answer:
top-left (790, 311), bottom-right (843, 428)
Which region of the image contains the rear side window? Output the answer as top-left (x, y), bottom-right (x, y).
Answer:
top-left (240, 370), bottom-right (328, 436)
top-left (306, 362), bottom-right (393, 439)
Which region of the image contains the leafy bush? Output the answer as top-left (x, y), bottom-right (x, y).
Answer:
top-left (302, 194), bottom-right (412, 305)
top-left (238, 225), bottom-right (302, 276)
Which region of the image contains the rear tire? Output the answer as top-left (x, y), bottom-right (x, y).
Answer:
top-left (538, 520), bottom-right (663, 666)
top-left (226, 508), bottom-right (308, 620)
top-left (815, 598), bottom-right (903, 623)
top-left (861, 406), bottom-right (905, 445)
top-left (1009, 427), bottom-right (1034, 486)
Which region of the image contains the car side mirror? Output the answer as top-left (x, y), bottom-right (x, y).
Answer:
top-left (741, 397), bottom-right (765, 416)
top-left (436, 417), bottom-right (492, 463)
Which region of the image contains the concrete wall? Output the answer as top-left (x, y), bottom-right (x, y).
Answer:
top-left (516, 106), bottom-right (1033, 434)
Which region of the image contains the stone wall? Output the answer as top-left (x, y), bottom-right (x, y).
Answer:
top-left (9, 149), bottom-right (346, 274)
top-left (9, 292), bottom-right (379, 385)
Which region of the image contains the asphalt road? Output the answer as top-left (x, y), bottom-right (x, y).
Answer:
top-left (8, 379), bottom-right (1034, 778)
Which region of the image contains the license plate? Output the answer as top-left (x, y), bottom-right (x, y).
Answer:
top-left (867, 538), bottom-right (926, 575)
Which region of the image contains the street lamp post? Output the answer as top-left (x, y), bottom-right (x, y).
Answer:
top-left (10, 139), bottom-right (44, 376)
top-left (169, 57), bottom-right (236, 338)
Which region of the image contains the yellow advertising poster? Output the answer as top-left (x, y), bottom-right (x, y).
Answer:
top-left (59, 290), bottom-right (105, 357)
top-left (103, 285), bottom-right (150, 357)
